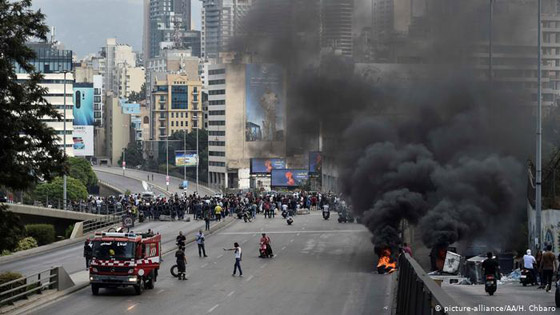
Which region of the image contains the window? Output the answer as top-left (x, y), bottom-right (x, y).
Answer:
top-left (94, 96), bottom-right (101, 103)
top-left (209, 131), bottom-right (225, 136)
top-left (144, 116), bottom-right (149, 124)
top-left (209, 151), bottom-right (226, 157)
top-left (209, 100), bottom-right (225, 105)
top-left (156, 85), bottom-right (168, 92)
top-left (209, 110), bottom-right (225, 115)
top-left (209, 141), bottom-right (225, 146)
top-left (172, 86), bottom-right (188, 109)
top-left (171, 112), bottom-right (174, 118)
top-left (181, 121), bottom-right (184, 127)
top-left (209, 120), bottom-right (225, 126)
top-left (209, 161), bottom-right (226, 167)
top-left (209, 68), bottom-right (225, 75)
top-left (209, 89), bottom-right (225, 95)
top-left (94, 88), bottom-right (101, 95)
top-left (171, 121), bottom-right (174, 126)
top-left (209, 79), bottom-right (225, 85)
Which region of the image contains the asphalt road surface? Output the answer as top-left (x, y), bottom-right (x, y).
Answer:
top-left (94, 166), bottom-right (216, 197)
top-left (28, 213), bottom-right (389, 315)
top-left (96, 171), bottom-right (168, 197)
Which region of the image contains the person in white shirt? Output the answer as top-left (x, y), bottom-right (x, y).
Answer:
top-left (224, 242), bottom-right (243, 277)
top-left (523, 249), bottom-right (538, 285)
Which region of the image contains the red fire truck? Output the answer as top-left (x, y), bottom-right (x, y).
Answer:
top-left (89, 231), bottom-right (161, 295)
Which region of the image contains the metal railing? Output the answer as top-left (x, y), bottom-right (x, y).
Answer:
top-left (0, 267), bottom-right (65, 306)
top-left (396, 253), bottom-right (463, 315)
top-left (82, 210), bottom-right (127, 233)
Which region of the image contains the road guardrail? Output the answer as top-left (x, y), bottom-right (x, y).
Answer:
top-left (396, 253), bottom-right (463, 315)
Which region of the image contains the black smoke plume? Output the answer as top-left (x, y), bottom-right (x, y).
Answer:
top-left (231, 0), bottom-right (533, 251)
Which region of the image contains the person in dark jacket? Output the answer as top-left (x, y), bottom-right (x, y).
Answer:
top-left (175, 246), bottom-right (187, 280)
top-left (83, 240), bottom-right (92, 269)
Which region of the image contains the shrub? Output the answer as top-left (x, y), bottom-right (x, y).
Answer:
top-left (0, 272), bottom-right (25, 305)
top-left (64, 224), bottom-right (74, 239)
top-left (15, 237), bottom-right (38, 252)
top-left (25, 224), bottom-right (55, 246)
top-left (1, 250), bottom-right (11, 256)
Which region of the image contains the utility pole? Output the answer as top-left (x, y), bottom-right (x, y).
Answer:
top-left (196, 120), bottom-right (199, 194)
top-left (184, 130), bottom-right (186, 182)
top-left (166, 136), bottom-right (169, 191)
top-left (536, 0), bottom-right (542, 251)
top-left (489, 0), bottom-right (493, 86)
top-left (63, 70), bottom-right (68, 211)
top-left (122, 148), bottom-right (126, 176)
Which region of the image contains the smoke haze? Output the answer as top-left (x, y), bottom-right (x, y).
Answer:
top-left (233, 0), bottom-right (535, 251)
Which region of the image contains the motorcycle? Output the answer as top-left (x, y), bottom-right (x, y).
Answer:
top-left (555, 279), bottom-right (560, 307)
top-left (520, 268), bottom-right (535, 286)
top-left (287, 216), bottom-right (293, 225)
top-left (259, 242), bottom-right (273, 258)
top-left (243, 210), bottom-right (252, 223)
top-left (484, 274), bottom-right (497, 296)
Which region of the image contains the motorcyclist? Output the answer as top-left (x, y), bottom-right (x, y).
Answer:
top-left (482, 251), bottom-right (500, 279)
top-left (260, 233), bottom-right (274, 257)
top-left (523, 249), bottom-right (538, 286)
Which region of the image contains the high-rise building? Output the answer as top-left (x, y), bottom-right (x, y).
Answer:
top-left (207, 63), bottom-right (286, 189)
top-left (321, 0), bottom-right (354, 56)
top-left (201, 0), bottom-right (252, 60)
top-left (145, 0), bottom-right (192, 60)
top-left (15, 42), bottom-right (75, 156)
top-left (104, 93), bottom-right (132, 166)
top-left (152, 73), bottom-right (203, 140)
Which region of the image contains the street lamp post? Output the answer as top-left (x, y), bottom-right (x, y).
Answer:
top-left (535, 0), bottom-right (543, 250)
top-left (166, 135), bottom-right (169, 191)
top-left (196, 121), bottom-right (199, 194)
top-left (122, 147), bottom-right (126, 176)
top-left (63, 70), bottom-right (68, 210)
top-left (489, 0), bottom-right (493, 85)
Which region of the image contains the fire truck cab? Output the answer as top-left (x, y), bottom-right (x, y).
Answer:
top-left (89, 231), bottom-right (161, 295)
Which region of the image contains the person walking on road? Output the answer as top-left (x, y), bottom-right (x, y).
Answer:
top-left (176, 231), bottom-right (186, 247)
top-left (196, 230), bottom-right (208, 257)
top-left (540, 245), bottom-right (557, 292)
top-left (175, 246), bottom-right (187, 280)
top-left (204, 212), bottom-right (211, 231)
top-left (260, 233), bottom-right (274, 257)
top-left (215, 204), bottom-right (222, 222)
top-left (523, 249), bottom-right (538, 286)
top-left (224, 242), bottom-right (242, 277)
top-left (83, 240), bottom-right (92, 269)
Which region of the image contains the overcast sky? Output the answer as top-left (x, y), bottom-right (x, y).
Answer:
top-left (32, 0), bottom-right (202, 58)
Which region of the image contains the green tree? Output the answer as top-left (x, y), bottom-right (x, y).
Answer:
top-left (127, 83), bottom-right (146, 103)
top-left (118, 142), bottom-right (144, 168)
top-left (0, 0), bottom-right (64, 252)
top-left (34, 177), bottom-right (88, 205)
top-left (68, 157), bottom-right (98, 188)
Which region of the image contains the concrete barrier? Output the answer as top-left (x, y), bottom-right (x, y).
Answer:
top-left (7, 204), bottom-right (103, 221)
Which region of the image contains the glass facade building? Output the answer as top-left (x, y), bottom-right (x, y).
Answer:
top-left (15, 42), bottom-right (73, 74)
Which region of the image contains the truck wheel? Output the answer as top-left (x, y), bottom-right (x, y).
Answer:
top-left (91, 284), bottom-right (99, 295)
top-left (146, 273), bottom-right (155, 289)
top-left (134, 279), bottom-right (144, 295)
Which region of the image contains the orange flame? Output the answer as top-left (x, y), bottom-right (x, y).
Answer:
top-left (377, 249), bottom-right (397, 274)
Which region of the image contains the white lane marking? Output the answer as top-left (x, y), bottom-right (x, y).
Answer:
top-left (217, 254), bottom-right (223, 259)
top-left (220, 230), bottom-right (367, 235)
top-left (260, 263), bottom-right (268, 269)
top-left (227, 291), bottom-right (235, 297)
top-left (127, 304), bottom-right (138, 311)
top-left (297, 233), bottom-right (301, 236)
top-left (281, 246), bottom-right (286, 250)
top-left (201, 263), bottom-right (208, 268)
top-left (208, 304), bottom-right (219, 313)
top-left (290, 239), bottom-right (294, 243)
top-left (157, 289), bottom-right (165, 294)
top-left (245, 275), bottom-right (254, 282)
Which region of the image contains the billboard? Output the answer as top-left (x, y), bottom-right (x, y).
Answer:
top-left (250, 158), bottom-right (286, 174)
top-left (175, 151), bottom-right (198, 167)
top-left (121, 101), bottom-right (141, 115)
top-left (309, 151), bottom-right (322, 174)
top-left (73, 86), bottom-right (94, 125)
top-left (73, 125), bottom-right (94, 156)
top-left (245, 64), bottom-right (285, 142)
top-left (271, 169), bottom-right (309, 187)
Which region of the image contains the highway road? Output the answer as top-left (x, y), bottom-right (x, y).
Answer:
top-left (28, 213), bottom-right (388, 315)
top-left (94, 166), bottom-right (216, 197)
top-left (96, 171), bottom-right (168, 197)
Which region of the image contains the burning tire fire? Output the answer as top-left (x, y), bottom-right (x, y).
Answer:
top-left (377, 249), bottom-right (397, 274)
